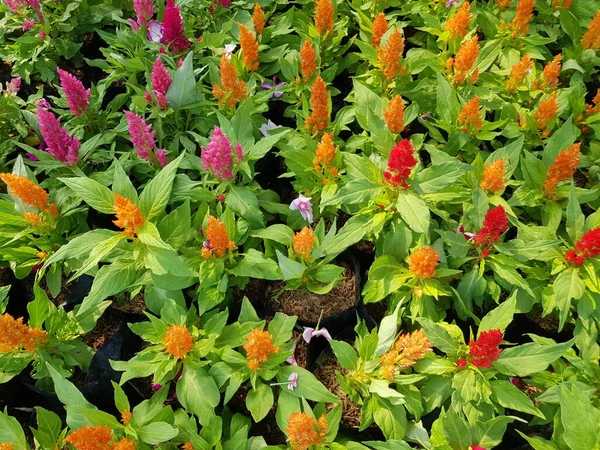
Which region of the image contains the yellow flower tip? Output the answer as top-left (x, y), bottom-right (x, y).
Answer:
top-left (121, 410), bottom-right (132, 426)
top-left (0, 444), bottom-right (14, 450)
top-left (377, 28), bottom-right (404, 81)
top-left (286, 412), bottom-right (328, 450)
top-left (458, 96), bottom-right (483, 132)
top-left (113, 193), bottom-right (144, 236)
top-left (541, 54), bottom-right (562, 90)
top-left (202, 215), bottom-right (236, 258)
top-left (381, 329), bottom-right (433, 380)
top-left (243, 328), bottom-right (279, 371)
top-left (0, 173), bottom-right (50, 211)
top-left (163, 324), bottom-right (194, 360)
top-left (314, 0), bottom-right (333, 36)
top-left (543, 143), bottom-right (582, 198)
top-left (239, 23), bottom-right (259, 72)
top-left (315, 132), bottom-right (337, 177)
top-left (63, 426), bottom-right (113, 450)
top-left (213, 55), bottom-right (247, 109)
top-left (445, 1), bottom-right (472, 40)
top-left (36, 251), bottom-right (48, 260)
top-left (372, 12), bottom-right (388, 47)
top-left (480, 158), bottom-right (506, 193)
top-left (384, 95), bottom-right (406, 133)
top-left (305, 76), bottom-right (330, 134)
top-left (0, 313), bottom-right (47, 353)
top-left (408, 246), bottom-right (439, 279)
top-left (252, 3), bottom-right (265, 35)
top-left (24, 212), bottom-right (43, 227)
top-left (293, 226), bottom-right (315, 261)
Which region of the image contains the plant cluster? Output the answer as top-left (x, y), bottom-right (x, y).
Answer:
top-left (1, 0), bottom-right (600, 449)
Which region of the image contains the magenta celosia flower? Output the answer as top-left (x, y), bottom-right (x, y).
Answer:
top-left (4, 77), bottom-right (21, 95)
top-left (39, 30), bottom-right (46, 39)
top-left (151, 57), bottom-right (172, 109)
top-left (5, 0), bottom-right (26, 13)
top-left (125, 111), bottom-right (167, 167)
top-left (201, 126), bottom-right (246, 180)
top-left (36, 104), bottom-right (80, 165)
top-left (160, 0), bottom-right (190, 53)
top-left (22, 18), bottom-right (34, 31)
top-left (133, 0), bottom-right (153, 28)
top-left (57, 68), bottom-right (90, 116)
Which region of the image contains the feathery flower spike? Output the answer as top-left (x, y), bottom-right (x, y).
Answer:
top-left (583, 11), bottom-right (600, 50)
top-left (0, 445), bottom-right (14, 450)
top-left (300, 40), bottom-right (317, 81)
top-left (372, 12), bottom-right (388, 47)
top-left (244, 328), bottom-right (279, 371)
top-left (539, 54), bottom-right (562, 90)
top-left (125, 111), bottom-right (167, 166)
top-left (213, 55), bottom-right (247, 108)
top-left (63, 426), bottom-right (113, 450)
top-left (305, 76), bottom-right (330, 134)
top-left (113, 193), bottom-right (144, 236)
top-left (408, 246), bottom-right (439, 279)
top-left (293, 226), bottom-right (315, 261)
top-left (0, 313), bottom-right (47, 353)
top-left (506, 55), bottom-right (533, 92)
top-left (510, 0), bottom-right (535, 38)
top-left (384, 94), bottom-right (405, 133)
top-left (201, 126), bottom-right (245, 180)
top-left (313, 132), bottom-right (338, 183)
top-left (468, 329), bottom-right (503, 368)
top-left (163, 324), bottom-right (194, 359)
top-left (286, 412), bottom-right (328, 450)
top-left (0, 173), bottom-right (52, 212)
top-left (377, 28), bottom-right (404, 81)
top-left (480, 158), bottom-right (506, 193)
top-left (200, 215), bottom-right (235, 258)
top-left (152, 57), bottom-right (172, 109)
top-left (314, 0), bottom-right (333, 36)
top-left (133, 0), bottom-right (154, 29)
top-left (474, 206), bottom-right (509, 248)
top-left (451, 35), bottom-right (479, 85)
top-left (112, 438), bottom-right (136, 450)
top-left (543, 143), bottom-right (581, 198)
top-left (445, 1), bottom-right (472, 40)
top-left (36, 104), bottom-right (80, 165)
top-left (458, 96), bottom-right (483, 131)
top-left (252, 3), bottom-right (265, 35)
top-left (565, 228), bottom-right (600, 266)
top-left (534, 92), bottom-right (559, 137)
top-left (383, 139), bottom-right (417, 188)
top-left (239, 23), bottom-right (259, 71)
top-left (380, 329), bottom-right (432, 380)
top-left (160, 0), bottom-right (190, 53)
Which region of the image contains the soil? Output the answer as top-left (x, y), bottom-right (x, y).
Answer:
top-left (115, 291), bottom-right (147, 314)
top-left (267, 263), bottom-right (356, 324)
top-left (0, 267), bottom-right (13, 287)
top-left (313, 355), bottom-right (361, 428)
top-left (130, 376), bottom-right (155, 400)
top-left (363, 300), bottom-right (388, 325)
top-left (291, 330), bottom-right (308, 369)
top-left (525, 304), bottom-right (575, 336)
top-left (83, 311), bottom-right (121, 351)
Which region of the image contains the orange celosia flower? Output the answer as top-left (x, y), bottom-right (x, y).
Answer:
top-left (585, 88), bottom-right (600, 116)
top-left (458, 96), bottom-right (483, 131)
top-left (583, 11), bottom-right (600, 50)
top-left (408, 246), bottom-right (439, 279)
top-left (543, 143), bottom-right (582, 198)
top-left (182, 443), bottom-right (194, 450)
top-left (0, 173), bottom-right (51, 212)
top-left (506, 55), bottom-right (533, 92)
top-left (445, 2), bottom-right (472, 40)
top-left (300, 40), bottom-right (317, 81)
top-left (0, 313), bottom-right (47, 353)
top-left (163, 324), bottom-right (194, 360)
top-left (0, 445), bottom-right (14, 450)
top-left (64, 426), bottom-right (113, 450)
top-left (111, 438), bottom-right (136, 450)
top-left (286, 412), bottom-right (328, 450)
top-left (510, 0), bottom-right (535, 38)
top-left (121, 411), bottom-right (132, 426)
top-left (113, 194), bottom-right (144, 237)
top-left (539, 54), bottom-right (562, 90)
top-left (213, 55), bottom-right (248, 109)
top-left (239, 24), bottom-right (259, 72)
top-left (314, 0), bottom-right (333, 36)
top-left (534, 92), bottom-right (559, 137)
top-left (372, 12), bottom-right (388, 47)
top-left (380, 329), bottom-right (432, 380)
top-left (313, 132), bottom-right (338, 183)
top-left (23, 212), bottom-right (43, 227)
top-left (496, 0), bottom-right (512, 8)
top-left (305, 76), bottom-right (330, 134)
top-left (293, 226), bottom-right (315, 261)
top-left (480, 158), bottom-right (506, 193)
top-left (252, 3), bottom-right (265, 35)
top-left (384, 95), bottom-right (405, 133)
top-left (452, 36), bottom-right (479, 85)
top-left (243, 328), bottom-right (279, 371)
top-left (201, 215), bottom-right (235, 259)
top-left (377, 28), bottom-right (404, 81)
top-left (553, 0), bottom-right (572, 7)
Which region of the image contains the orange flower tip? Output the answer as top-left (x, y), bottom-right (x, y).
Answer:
top-left (458, 96), bottom-right (483, 132)
top-left (0, 173), bottom-right (50, 211)
top-left (121, 410), bottom-right (133, 426)
top-left (314, 0), bottom-right (334, 36)
top-left (202, 215), bottom-right (236, 258)
top-left (286, 412), bottom-right (328, 450)
top-left (445, 1), bottom-right (472, 40)
top-left (243, 328), bottom-right (279, 371)
top-left (381, 329), bottom-right (432, 380)
top-left (293, 226), bottom-right (315, 261)
top-left (252, 3), bottom-right (265, 35)
top-left (63, 426), bottom-right (113, 450)
top-left (384, 95), bottom-right (406, 133)
top-left (480, 158), bottom-right (506, 193)
top-left (0, 313), bottom-right (47, 353)
top-left (377, 28), bottom-right (405, 81)
top-left (372, 12), bottom-right (388, 47)
top-left (163, 324), bottom-right (194, 360)
top-left (305, 76), bottom-right (330, 134)
top-left (300, 40), bottom-right (317, 81)
top-left (113, 193), bottom-right (144, 236)
top-left (213, 54), bottom-right (247, 108)
top-left (408, 246), bottom-right (439, 279)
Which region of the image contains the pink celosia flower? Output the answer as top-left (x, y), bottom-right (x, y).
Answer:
top-left (160, 0), bottom-right (190, 53)
top-left (5, 0), bottom-right (26, 13)
top-left (39, 30), bottom-right (46, 39)
top-left (3, 77), bottom-right (21, 95)
top-left (201, 126), bottom-right (245, 180)
top-left (36, 104), bottom-right (80, 165)
top-left (133, 0), bottom-right (153, 29)
top-left (124, 111), bottom-right (167, 167)
top-left (151, 57), bottom-right (172, 109)
top-left (22, 18), bottom-right (34, 31)
top-left (470, 446), bottom-right (486, 450)
top-left (57, 68), bottom-right (90, 116)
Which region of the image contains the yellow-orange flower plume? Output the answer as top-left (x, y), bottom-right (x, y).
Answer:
top-left (201, 215), bottom-right (235, 259)
top-left (0, 313), bottom-right (47, 353)
top-left (480, 158), bottom-right (506, 193)
top-left (305, 76), bottom-right (330, 134)
top-left (458, 96), bottom-right (483, 132)
top-left (313, 132), bottom-right (338, 183)
top-left (300, 40), bottom-right (317, 81)
top-left (543, 143), bottom-right (582, 198)
top-left (163, 324), bottom-right (194, 360)
top-left (286, 412), bottom-right (328, 450)
top-left (293, 226), bottom-right (315, 261)
top-left (384, 95), bottom-right (405, 133)
top-left (243, 328), bottom-right (279, 371)
top-left (539, 54), bottom-right (562, 90)
top-left (510, 0), bottom-right (535, 38)
top-left (408, 246), bottom-right (439, 279)
top-left (451, 35), bottom-right (479, 85)
top-left (113, 194), bottom-right (144, 237)
top-left (445, 1), bottom-right (472, 40)
top-left (213, 55), bottom-right (247, 109)
top-left (534, 92), bottom-right (559, 137)
top-left (583, 11), bottom-right (600, 50)
top-left (506, 55), bottom-right (533, 92)
top-left (63, 426), bottom-right (113, 450)
top-left (314, 0), bottom-right (333, 36)
top-left (239, 23), bottom-right (259, 72)
top-left (252, 3), bottom-right (265, 35)
top-left (377, 28), bottom-right (404, 81)
top-left (0, 173), bottom-right (52, 212)
top-left (380, 329), bottom-right (432, 380)
top-left (372, 12), bottom-right (388, 47)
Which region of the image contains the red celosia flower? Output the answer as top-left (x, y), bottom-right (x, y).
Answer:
top-left (63, 426), bottom-right (113, 450)
top-left (468, 329), bottom-right (503, 368)
top-left (471, 446), bottom-right (487, 450)
top-left (57, 68), bottom-right (90, 116)
top-left (305, 76), bottom-right (330, 134)
top-left (314, 0), bottom-right (333, 36)
top-left (161, 0), bottom-right (190, 53)
top-left (372, 12), bottom-right (388, 47)
top-left (383, 139), bottom-right (417, 188)
top-left (456, 358), bottom-right (467, 369)
top-left (565, 228), bottom-right (600, 266)
top-left (474, 206), bottom-right (509, 248)
top-left (445, 1), bottom-right (472, 40)
top-left (239, 23), bottom-right (259, 71)
top-left (36, 104), bottom-right (80, 165)
top-left (151, 57), bottom-right (172, 109)
top-left (300, 40), bottom-right (317, 81)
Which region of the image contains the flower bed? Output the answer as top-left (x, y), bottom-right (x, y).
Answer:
top-left (1, 0), bottom-right (600, 449)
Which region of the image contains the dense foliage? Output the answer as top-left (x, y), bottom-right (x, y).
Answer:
top-left (1, 0), bottom-right (600, 449)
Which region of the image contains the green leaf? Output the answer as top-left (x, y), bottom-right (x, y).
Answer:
top-left (553, 268), bottom-right (585, 331)
top-left (59, 176), bottom-right (114, 214)
top-left (493, 339), bottom-right (574, 376)
top-left (415, 161), bottom-right (472, 194)
top-left (566, 183), bottom-right (584, 245)
top-left (329, 340), bottom-right (358, 370)
top-left (112, 159), bottom-right (138, 202)
top-left (176, 366), bottom-right (220, 425)
top-left (112, 381), bottom-right (130, 413)
top-left (396, 192), bottom-right (430, 233)
top-left (139, 153), bottom-right (184, 220)
top-left (560, 384), bottom-right (600, 449)
top-left (230, 249), bottom-right (282, 280)
top-left (158, 200), bottom-right (191, 250)
top-left (516, 433), bottom-right (559, 450)
top-left (478, 291), bottom-right (516, 335)
top-left (246, 381), bottom-right (274, 422)
top-left (0, 411), bottom-right (27, 449)
top-left (373, 398), bottom-right (407, 441)
top-left (417, 318), bottom-right (459, 356)
top-left (228, 186), bottom-right (265, 228)
top-left (137, 422), bottom-right (179, 445)
top-left (559, 10), bottom-right (582, 45)
top-left (277, 366), bottom-right (339, 403)
top-left (490, 380), bottom-right (545, 419)
top-left (166, 52), bottom-right (197, 110)
top-left (320, 179), bottom-right (384, 207)
top-left (436, 73), bottom-right (454, 124)
top-left (323, 214), bottom-right (380, 257)
top-left (441, 410), bottom-right (471, 450)
top-left (275, 250), bottom-right (305, 280)
top-left (251, 224), bottom-right (294, 246)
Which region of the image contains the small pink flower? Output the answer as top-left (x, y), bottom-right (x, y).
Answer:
top-left (148, 20), bottom-right (162, 42)
top-left (57, 68), bottom-right (90, 116)
top-left (125, 111), bottom-right (166, 167)
top-left (4, 77), bottom-right (21, 95)
top-left (155, 148), bottom-right (168, 167)
top-left (133, 0), bottom-right (153, 29)
top-left (287, 372), bottom-right (298, 391)
top-left (456, 224), bottom-right (476, 241)
top-left (151, 57), bottom-right (172, 109)
top-left (201, 126), bottom-right (244, 181)
top-left (290, 194), bottom-right (313, 223)
top-left (302, 327), bottom-right (332, 343)
top-left (5, 0), bottom-right (25, 13)
top-left (152, 383), bottom-right (162, 391)
top-left (39, 30), bottom-right (46, 39)
top-left (160, 0), bottom-right (190, 53)
top-left (286, 344), bottom-right (298, 366)
top-left (36, 104), bottom-right (80, 165)
top-left (22, 18), bottom-right (34, 31)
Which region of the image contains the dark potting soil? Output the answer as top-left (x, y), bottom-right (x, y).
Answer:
top-left (267, 263), bottom-right (356, 324)
top-left (83, 309), bottom-right (122, 350)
